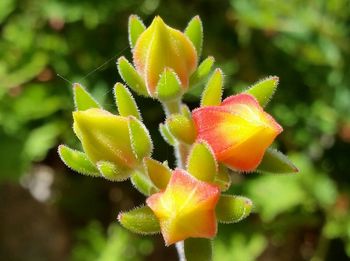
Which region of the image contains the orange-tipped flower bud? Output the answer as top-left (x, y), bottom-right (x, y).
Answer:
top-left (192, 94), bottom-right (283, 172)
top-left (133, 16), bottom-right (197, 95)
top-left (146, 169), bottom-right (220, 245)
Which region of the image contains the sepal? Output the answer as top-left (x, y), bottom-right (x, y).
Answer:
top-left (128, 15), bottom-right (146, 49)
top-left (131, 171), bottom-right (159, 196)
top-left (117, 56), bottom-right (149, 97)
top-left (181, 104), bottom-right (192, 118)
top-left (58, 145), bottom-right (99, 177)
top-left (257, 148), bottom-right (299, 174)
top-left (128, 116), bottom-right (153, 160)
top-left (184, 15), bottom-right (203, 58)
top-left (156, 68), bottom-right (182, 101)
top-left (97, 161), bottom-right (131, 181)
top-left (144, 157), bottom-right (171, 190)
top-left (166, 114), bottom-right (196, 144)
top-left (200, 68), bottom-right (223, 107)
top-left (159, 123), bottom-right (176, 146)
top-left (189, 56), bottom-right (215, 87)
top-left (245, 76), bottom-right (279, 107)
top-left (118, 205), bottom-right (160, 235)
top-left (114, 82), bottom-right (142, 120)
top-left (216, 195), bottom-right (253, 223)
top-left (186, 141), bottom-right (217, 182)
top-left (73, 83), bottom-right (101, 111)
top-left (214, 165), bottom-right (231, 191)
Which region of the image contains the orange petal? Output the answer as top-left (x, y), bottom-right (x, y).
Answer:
top-left (146, 169), bottom-right (219, 245)
top-left (192, 94), bottom-right (282, 171)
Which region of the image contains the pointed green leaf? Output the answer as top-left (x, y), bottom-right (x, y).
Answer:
top-left (184, 15), bottom-right (203, 58)
top-left (117, 56), bottom-right (149, 97)
top-left (189, 56), bottom-right (215, 87)
top-left (156, 68), bottom-right (182, 101)
top-left (166, 114), bottom-right (196, 144)
top-left (128, 116), bottom-right (153, 160)
top-left (159, 123), bottom-right (176, 146)
top-left (118, 205), bottom-right (160, 235)
top-left (187, 141), bottom-right (217, 182)
top-left (214, 165), bottom-right (231, 191)
top-left (201, 68), bottom-right (223, 106)
top-left (73, 83), bottom-right (101, 111)
top-left (144, 157), bottom-right (171, 190)
top-left (128, 15), bottom-right (146, 49)
top-left (216, 195), bottom-right (253, 223)
top-left (257, 148), bottom-right (299, 174)
top-left (131, 171), bottom-right (159, 196)
top-left (114, 82), bottom-right (141, 120)
top-left (184, 238), bottom-right (212, 261)
top-left (245, 76), bottom-right (279, 107)
top-left (58, 145), bottom-right (99, 177)
top-left (97, 161), bottom-right (130, 181)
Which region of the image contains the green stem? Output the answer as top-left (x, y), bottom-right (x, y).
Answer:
top-left (163, 100), bottom-right (181, 115)
top-left (311, 227), bottom-right (329, 261)
top-left (163, 100), bottom-right (190, 261)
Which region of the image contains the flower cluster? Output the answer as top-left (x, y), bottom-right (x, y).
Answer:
top-left (59, 15), bottom-right (298, 257)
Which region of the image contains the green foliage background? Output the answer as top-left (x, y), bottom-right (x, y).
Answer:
top-left (1, 0), bottom-right (350, 260)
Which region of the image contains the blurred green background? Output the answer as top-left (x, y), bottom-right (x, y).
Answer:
top-left (1, 0), bottom-right (350, 260)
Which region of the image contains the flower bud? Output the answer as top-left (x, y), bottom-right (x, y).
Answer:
top-left (73, 108), bottom-right (152, 174)
top-left (133, 16), bottom-right (197, 96)
top-left (192, 94), bottom-right (283, 172)
top-left (146, 169), bottom-right (220, 245)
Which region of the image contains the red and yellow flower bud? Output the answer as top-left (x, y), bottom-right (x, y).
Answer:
top-left (133, 16), bottom-right (197, 95)
top-left (146, 169), bottom-right (220, 246)
top-left (192, 93), bottom-right (283, 172)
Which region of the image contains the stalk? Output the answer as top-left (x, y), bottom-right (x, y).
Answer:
top-left (163, 100), bottom-right (190, 261)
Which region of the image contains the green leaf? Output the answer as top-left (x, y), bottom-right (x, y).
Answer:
top-left (118, 206), bottom-right (160, 235)
top-left (216, 195), bottom-right (253, 223)
top-left (245, 76), bottom-right (279, 107)
top-left (117, 56), bottom-right (149, 97)
top-left (131, 171), bottom-right (159, 196)
top-left (128, 15), bottom-right (146, 49)
top-left (184, 238), bottom-right (212, 261)
top-left (97, 161), bottom-right (130, 181)
top-left (189, 56), bottom-right (215, 87)
top-left (144, 157), bottom-right (171, 190)
top-left (73, 83), bottom-right (101, 111)
top-left (201, 68), bottom-right (223, 106)
top-left (156, 68), bottom-right (182, 101)
top-left (114, 82), bottom-right (141, 120)
top-left (58, 145), bottom-right (99, 177)
top-left (159, 123), bottom-right (176, 146)
top-left (166, 114), bottom-right (196, 144)
top-left (184, 15), bottom-right (203, 58)
top-left (187, 141), bottom-right (217, 182)
top-left (257, 148), bottom-right (299, 174)
top-left (128, 116), bottom-right (153, 160)
top-left (214, 165), bottom-right (231, 191)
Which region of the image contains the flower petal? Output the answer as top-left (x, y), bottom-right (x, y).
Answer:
top-left (192, 94), bottom-right (282, 171)
top-left (146, 169), bottom-right (219, 245)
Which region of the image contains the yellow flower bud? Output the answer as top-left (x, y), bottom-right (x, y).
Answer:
top-left (133, 16), bottom-right (197, 96)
